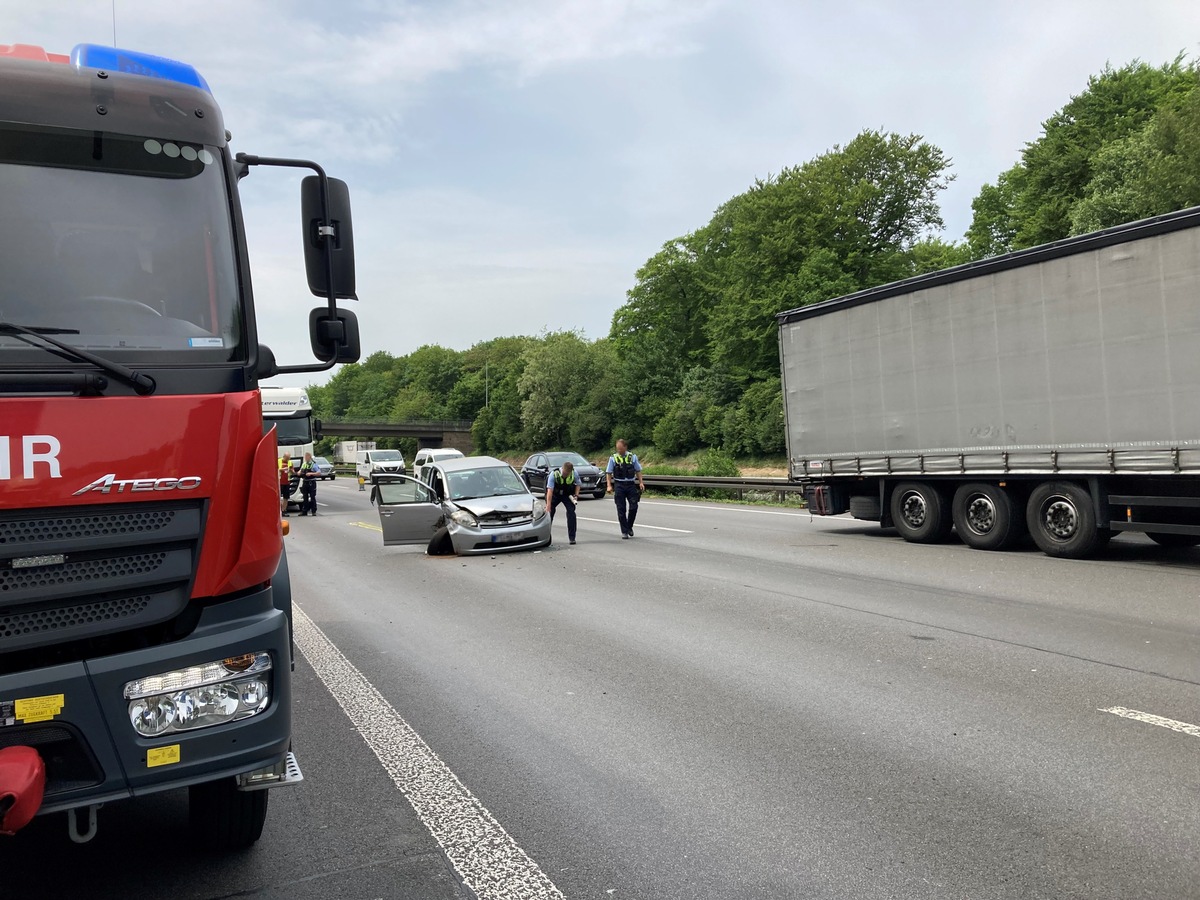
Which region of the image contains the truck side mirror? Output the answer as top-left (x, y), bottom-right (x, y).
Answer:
top-left (301, 175), bottom-right (356, 300)
top-left (309, 307), bottom-right (361, 363)
top-left (313, 418), bottom-right (323, 439)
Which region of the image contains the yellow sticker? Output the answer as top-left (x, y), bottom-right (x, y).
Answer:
top-left (14, 694), bottom-right (64, 723)
top-left (147, 745), bottom-right (181, 768)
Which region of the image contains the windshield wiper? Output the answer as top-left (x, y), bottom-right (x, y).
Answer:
top-left (0, 322), bottom-right (157, 395)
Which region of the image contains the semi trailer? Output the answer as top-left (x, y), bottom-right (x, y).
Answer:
top-left (777, 206), bottom-right (1200, 559)
top-left (0, 42), bottom-right (360, 846)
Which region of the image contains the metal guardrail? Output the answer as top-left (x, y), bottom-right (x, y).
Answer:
top-left (326, 468), bottom-right (805, 499)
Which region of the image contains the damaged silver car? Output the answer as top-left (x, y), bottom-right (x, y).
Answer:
top-left (373, 456), bottom-right (552, 555)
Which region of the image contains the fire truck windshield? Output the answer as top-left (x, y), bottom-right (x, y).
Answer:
top-left (0, 123), bottom-right (244, 365)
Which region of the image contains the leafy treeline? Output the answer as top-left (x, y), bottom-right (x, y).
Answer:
top-left (311, 56), bottom-right (1200, 459)
top-left (967, 57), bottom-right (1200, 255)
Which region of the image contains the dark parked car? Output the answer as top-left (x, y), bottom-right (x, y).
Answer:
top-left (520, 451), bottom-right (606, 500)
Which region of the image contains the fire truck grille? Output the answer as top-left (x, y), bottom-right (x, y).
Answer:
top-left (0, 509), bottom-right (178, 546)
top-left (0, 501), bottom-right (202, 652)
top-left (0, 553), bottom-right (168, 593)
top-left (0, 595), bottom-right (151, 639)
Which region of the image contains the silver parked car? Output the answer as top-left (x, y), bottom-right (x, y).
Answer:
top-left (374, 456), bottom-right (552, 555)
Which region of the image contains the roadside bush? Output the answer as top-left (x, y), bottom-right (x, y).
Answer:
top-left (696, 448), bottom-right (740, 478)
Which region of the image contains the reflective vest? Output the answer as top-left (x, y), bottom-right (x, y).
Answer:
top-left (611, 454), bottom-right (635, 480)
top-left (552, 470), bottom-right (576, 499)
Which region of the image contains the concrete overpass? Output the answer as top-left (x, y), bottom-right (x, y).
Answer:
top-left (318, 417), bottom-right (474, 453)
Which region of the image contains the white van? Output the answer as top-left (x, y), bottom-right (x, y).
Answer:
top-left (356, 448), bottom-right (406, 482)
top-left (412, 447), bottom-right (465, 482)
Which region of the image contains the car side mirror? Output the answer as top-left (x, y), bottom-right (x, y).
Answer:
top-left (301, 175), bottom-right (356, 299)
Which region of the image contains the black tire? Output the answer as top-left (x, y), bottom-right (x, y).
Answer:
top-left (189, 778), bottom-right (268, 851)
top-left (1146, 532), bottom-right (1200, 548)
top-left (593, 490), bottom-right (605, 501)
top-left (889, 482), bottom-right (952, 543)
top-left (1026, 481), bottom-right (1100, 558)
top-left (952, 483), bottom-right (1024, 551)
top-left (849, 495), bottom-right (882, 521)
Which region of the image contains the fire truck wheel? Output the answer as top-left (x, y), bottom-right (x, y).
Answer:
top-left (190, 778), bottom-right (268, 850)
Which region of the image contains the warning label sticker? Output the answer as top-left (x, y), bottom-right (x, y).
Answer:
top-left (147, 745), bottom-right (181, 768)
top-left (0, 694), bottom-right (66, 725)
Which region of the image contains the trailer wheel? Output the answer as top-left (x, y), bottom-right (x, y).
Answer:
top-left (890, 482), bottom-right (951, 543)
top-left (1026, 481), bottom-right (1100, 558)
top-left (1146, 532), bottom-right (1200, 549)
top-left (952, 483), bottom-right (1024, 551)
top-left (190, 778), bottom-right (268, 851)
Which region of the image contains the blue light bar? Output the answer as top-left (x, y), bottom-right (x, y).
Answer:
top-left (70, 43), bottom-right (211, 94)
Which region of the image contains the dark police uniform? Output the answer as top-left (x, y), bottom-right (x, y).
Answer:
top-left (298, 457), bottom-right (318, 516)
top-left (607, 451), bottom-right (642, 538)
top-left (549, 469), bottom-right (579, 543)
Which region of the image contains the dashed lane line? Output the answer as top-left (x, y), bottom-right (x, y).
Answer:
top-left (292, 605), bottom-right (565, 900)
top-left (1100, 706), bottom-right (1200, 738)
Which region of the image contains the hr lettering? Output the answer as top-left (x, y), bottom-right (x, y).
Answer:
top-left (0, 435), bottom-right (62, 480)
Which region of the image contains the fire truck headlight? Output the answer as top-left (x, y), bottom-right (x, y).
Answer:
top-left (125, 653), bottom-right (273, 737)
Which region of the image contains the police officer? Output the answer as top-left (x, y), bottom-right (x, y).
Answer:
top-left (545, 461), bottom-right (581, 545)
top-left (298, 451), bottom-right (319, 516)
top-left (606, 438), bottom-right (645, 539)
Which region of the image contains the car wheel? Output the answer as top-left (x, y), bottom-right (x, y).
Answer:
top-left (593, 490), bottom-right (605, 501)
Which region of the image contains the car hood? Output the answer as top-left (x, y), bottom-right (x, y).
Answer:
top-left (452, 494), bottom-right (533, 516)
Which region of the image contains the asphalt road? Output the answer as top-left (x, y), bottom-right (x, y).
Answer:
top-left (3, 476), bottom-right (1198, 899)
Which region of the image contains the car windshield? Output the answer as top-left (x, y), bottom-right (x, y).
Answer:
top-left (372, 451), bottom-right (402, 461)
top-left (447, 466), bottom-right (526, 500)
top-left (548, 452), bottom-right (590, 467)
top-left (313, 457), bottom-right (330, 465)
top-left (0, 124), bottom-right (243, 364)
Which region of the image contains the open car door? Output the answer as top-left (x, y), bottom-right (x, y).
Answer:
top-left (374, 476), bottom-right (443, 546)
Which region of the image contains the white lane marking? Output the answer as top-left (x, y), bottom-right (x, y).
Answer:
top-left (1100, 706), bottom-right (1200, 738)
top-left (576, 516), bottom-right (692, 533)
top-left (642, 500), bottom-right (809, 518)
top-left (293, 606), bottom-right (564, 900)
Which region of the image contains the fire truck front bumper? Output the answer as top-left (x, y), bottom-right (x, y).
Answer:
top-left (0, 586), bottom-right (293, 816)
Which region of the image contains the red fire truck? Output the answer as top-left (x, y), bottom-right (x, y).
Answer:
top-left (0, 42), bottom-right (360, 847)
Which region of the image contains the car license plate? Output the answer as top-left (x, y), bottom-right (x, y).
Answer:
top-left (492, 532), bottom-right (524, 543)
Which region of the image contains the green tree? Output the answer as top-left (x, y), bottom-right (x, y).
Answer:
top-left (967, 58), bottom-right (1197, 253)
top-left (702, 130), bottom-right (954, 381)
top-left (965, 165), bottom-right (1024, 258)
top-left (518, 331), bottom-right (602, 448)
top-left (609, 239), bottom-right (711, 444)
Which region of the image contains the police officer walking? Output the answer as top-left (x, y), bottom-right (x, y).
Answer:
top-left (545, 460), bottom-right (581, 545)
top-left (298, 451), bottom-right (319, 516)
top-left (606, 438), bottom-right (645, 539)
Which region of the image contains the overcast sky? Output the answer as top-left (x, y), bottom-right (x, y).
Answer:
top-left (12, 2), bottom-right (1200, 386)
